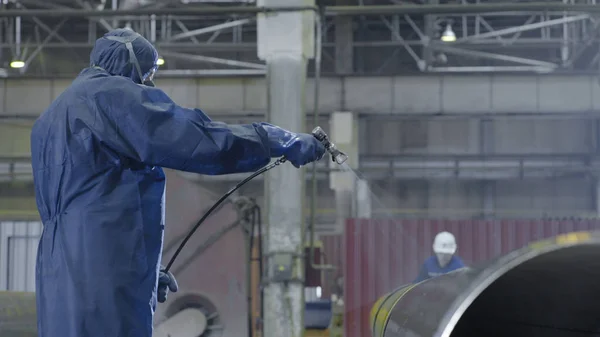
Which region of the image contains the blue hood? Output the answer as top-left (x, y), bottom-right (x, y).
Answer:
top-left (90, 28), bottom-right (158, 84)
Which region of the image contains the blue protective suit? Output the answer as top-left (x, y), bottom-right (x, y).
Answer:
top-left (31, 29), bottom-right (324, 337)
top-left (413, 255), bottom-right (465, 283)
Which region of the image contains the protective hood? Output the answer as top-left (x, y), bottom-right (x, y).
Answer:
top-left (90, 28), bottom-right (158, 85)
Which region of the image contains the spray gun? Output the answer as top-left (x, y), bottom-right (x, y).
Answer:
top-left (311, 126), bottom-right (349, 165)
top-left (163, 126), bottom-right (348, 273)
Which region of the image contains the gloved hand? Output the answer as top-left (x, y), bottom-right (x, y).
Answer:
top-left (158, 267), bottom-right (178, 303)
top-left (260, 123), bottom-right (326, 168)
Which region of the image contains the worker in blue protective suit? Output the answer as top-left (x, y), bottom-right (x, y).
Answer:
top-left (31, 28), bottom-right (326, 337)
top-left (414, 231), bottom-right (466, 283)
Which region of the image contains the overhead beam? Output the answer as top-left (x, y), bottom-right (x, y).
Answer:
top-left (5, 3), bottom-right (600, 17)
top-left (326, 4), bottom-right (600, 15)
top-left (157, 69), bottom-right (266, 76)
top-left (455, 14), bottom-right (590, 42)
top-left (16, 0), bottom-right (73, 9)
top-left (427, 66), bottom-right (554, 72)
top-left (4, 74), bottom-right (600, 116)
top-left (167, 18), bottom-right (253, 42)
top-left (160, 51), bottom-right (266, 69)
top-left (0, 39), bottom-right (572, 50)
top-left (431, 45), bottom-right (558, 68)
top-left (0, 6), bottom-right (314, 17)
top-left (75, 0), bottom-right (114, 32)
top-left (22, 19), bottom-right (67, 71)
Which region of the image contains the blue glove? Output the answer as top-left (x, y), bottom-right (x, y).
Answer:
top-left (260, 123), bottom-right (326, 168)
top-left (158, 267), bottom-right (178, 303)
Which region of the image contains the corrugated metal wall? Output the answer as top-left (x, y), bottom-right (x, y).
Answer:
top-left (342, 218), bottom-right (600, 337)
top-left (0, 221), bottom-right (42, 292)
top-left (320, 234), bottom-right (344, 298)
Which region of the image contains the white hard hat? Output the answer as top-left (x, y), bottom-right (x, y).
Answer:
top-left (433, 231), bottom-right (457, 255)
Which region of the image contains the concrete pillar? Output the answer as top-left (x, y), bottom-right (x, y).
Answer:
top-left (257, 1), bottom-right (314, 337)
top-left (329, 112), bottom-right (362, 228)
top-left (422, 0), bottom-right (439, 70)
top-left (334, 0), bottom-right (353, 74)
top-left (482, 182), bottom-right (496, 219)
top-left (480, 119), bottom-right (495, 218)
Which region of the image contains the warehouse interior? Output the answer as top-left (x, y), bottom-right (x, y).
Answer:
top-left (2, 1), bottom-right (600, 337)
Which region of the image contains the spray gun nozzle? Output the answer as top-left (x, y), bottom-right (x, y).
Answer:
top-left (331, 149), bottom-right (349, 165)
top-left (311, 126), bottom-right (349, 165)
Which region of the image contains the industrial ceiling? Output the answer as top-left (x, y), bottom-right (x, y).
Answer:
top-left (0, 0), bottom-right (599, 77)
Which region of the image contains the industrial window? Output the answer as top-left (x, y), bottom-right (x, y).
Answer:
top-left (7, 236), bottom-right (39, 292)
top-left (0, 221), bottom-right (42, 292)
top-left (363, 119), bottom-right (427, 154)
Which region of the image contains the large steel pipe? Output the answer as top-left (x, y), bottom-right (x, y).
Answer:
top-left (370, 231), bottom-right (600, 337)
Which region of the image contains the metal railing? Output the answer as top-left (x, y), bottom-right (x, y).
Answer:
top-left (3, 152), bottom-right (599, 182)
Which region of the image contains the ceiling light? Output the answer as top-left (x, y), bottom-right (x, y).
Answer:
top-left (10, 60), bottom-right (25, 69)
top-left (441, 24), bottom-right (456, 42)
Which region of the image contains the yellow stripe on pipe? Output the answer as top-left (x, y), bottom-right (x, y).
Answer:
top-left (370, 284), bottom-right (417, 337)
top-left (529, 231), bottom-right (592, 251)
top-left (555, 231), bottom-right (591, 245)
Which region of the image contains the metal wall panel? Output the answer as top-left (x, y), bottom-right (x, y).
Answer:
top-left (345, 77), bottom-right (394, 113)
top-left (343, 218), bottom-right (600, 337)
top-left (496, 178), bottom-right (592, 213)
top-left (3, 80), bottom-right (52, 118)
top-left (493, 119), bottom-right (591, 154)
top-left (0, 221), bottom-right (42, 291)
top-left (304, 78), bottom-right (343, 114)
top-left (4, 75), bottom-right (600, 117)
top-left (320, 234), bottom-right (344, 298)
top-left (427, 181), bottom-right (483, 214)
top-left (362, 117), bottom-right (591, 157)
top-left (195, 78), bottom-right (245, 112)
top-left (51, 79), bottom-right (74, 100)
top-left (393, 76), bottom-right (441, 113)
top-left (539, 76), bottom-right (594, 113)
top-left (0, 123), bottom-right (33, 157)
top-left (241, 78), bottom-right (268, 112)
top-left (442, 76), bottom-right (492, 114)
top-left (490, 75), bottom-right (538, 112)
top-left (161, 78), bottom-right (199, 109)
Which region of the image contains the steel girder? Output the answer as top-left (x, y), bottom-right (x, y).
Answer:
top-left (0, 1), bottom-right (599, 76)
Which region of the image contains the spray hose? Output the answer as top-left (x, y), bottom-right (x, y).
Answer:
top-left (163, 126), bottom-right (347, 273)
top-left (163, 157), bottom-right (286, 272)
